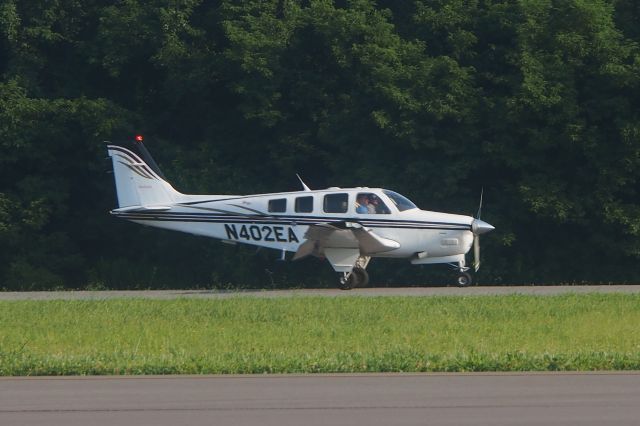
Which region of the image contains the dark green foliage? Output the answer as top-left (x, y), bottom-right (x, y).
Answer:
top-left (0, 0), bottom-right (638, 289)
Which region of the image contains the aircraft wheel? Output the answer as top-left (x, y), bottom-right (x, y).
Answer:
top-left (455, 272), bottom-right (472, 287)
top-left (352, 267), bottom-right (369, 288)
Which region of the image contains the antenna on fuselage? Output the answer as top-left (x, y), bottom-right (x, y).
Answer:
top-left (296, 174), bottom-right (311, 191)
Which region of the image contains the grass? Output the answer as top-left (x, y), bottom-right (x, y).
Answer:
top-left (1, 294), bottom-right (639, 375)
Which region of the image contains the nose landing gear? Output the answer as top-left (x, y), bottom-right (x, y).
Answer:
top-left (455, 271), bottom-right (473, 287)
top-left (451, 259), bottom-right (473, 287)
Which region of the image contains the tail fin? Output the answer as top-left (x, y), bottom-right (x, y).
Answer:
top-left (106, 138), bottom-right (181, 209)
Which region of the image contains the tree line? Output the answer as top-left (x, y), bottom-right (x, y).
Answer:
top-left (1, 0), bottom-right (639, 289)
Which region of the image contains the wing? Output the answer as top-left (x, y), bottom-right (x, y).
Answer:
top-left (293, 221), bottom-right (400, 261)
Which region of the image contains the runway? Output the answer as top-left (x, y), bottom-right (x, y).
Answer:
top-left (1, 285), bottom-right (639, 300)
top-left (1, 373), bottom-right (639, 426)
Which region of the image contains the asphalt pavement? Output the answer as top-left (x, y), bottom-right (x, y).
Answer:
top-left (0, 285), bottom-right (639, 300)
top-left (2, 373), bottom-right (639, 426)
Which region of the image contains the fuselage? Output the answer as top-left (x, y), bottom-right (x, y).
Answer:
top-left (112, 187), bottom-right (475, 260)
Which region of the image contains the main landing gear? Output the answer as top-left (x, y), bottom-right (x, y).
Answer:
top-left (338, 256), bottom-right (370, 290)
top-left (451, 259), bottom-right (473, 287)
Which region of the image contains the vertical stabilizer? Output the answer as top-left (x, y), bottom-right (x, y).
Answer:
top-left (106, 138), bottom-right (180, 208)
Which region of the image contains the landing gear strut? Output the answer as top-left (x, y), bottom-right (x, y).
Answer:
top-left (339, 267), bottom-right (369, 290)
top-left (451, 259), bottom-right (473, 287)
top-left (338, 256), bottom-right (370, 290)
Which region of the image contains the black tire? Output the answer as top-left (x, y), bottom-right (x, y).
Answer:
top-left (352, 267), bottom-right (369, 288)
top-left (338, 280), bottom-right (353, 290)
top-left (456, 272), bottom-right (472, 287)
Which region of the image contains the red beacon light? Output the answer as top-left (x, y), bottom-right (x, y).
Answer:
top-left (135, 135), bottom-right (144, 142)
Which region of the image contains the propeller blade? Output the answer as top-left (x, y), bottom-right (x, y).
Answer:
top-left (476, 187), bottom-right (484, 220)
top-left (473, 235), bottom-right (480, 272)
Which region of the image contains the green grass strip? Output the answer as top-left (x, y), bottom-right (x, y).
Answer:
top-left (1, 294), bottom-right (639, 375)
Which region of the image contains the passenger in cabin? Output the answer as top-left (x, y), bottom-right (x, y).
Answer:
top-left (356, 195), bottom-right (369, 213)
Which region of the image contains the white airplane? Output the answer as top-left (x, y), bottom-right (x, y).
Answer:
top-left (107, 136), bottom-right (494, 289)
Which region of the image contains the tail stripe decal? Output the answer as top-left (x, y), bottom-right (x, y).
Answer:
top-left (117, 160), bottom-right (155, 180)
top-left (108, 145), bottom-right (161, 181)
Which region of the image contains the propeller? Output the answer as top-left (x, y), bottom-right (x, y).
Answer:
top-left (474, 233), bottom-right (481, 272)
top-left (471, 188), bottom-right (493, 273)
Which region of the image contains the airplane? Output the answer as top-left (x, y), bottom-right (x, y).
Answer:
top-left (106, 136), bottom-right (495, 289)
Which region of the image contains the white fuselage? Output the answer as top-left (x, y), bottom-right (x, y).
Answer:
top-left (112, 188), bottom-right (475, 261)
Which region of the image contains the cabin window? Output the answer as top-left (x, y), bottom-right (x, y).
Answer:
top-left (323, 193), bottom-right (348, 213)
top-left (268, 198), bottom-right (287, 213)
top-left (295, 196), bottom-right (314, 213)
top-left (355, 193), bottom-right (391, 214)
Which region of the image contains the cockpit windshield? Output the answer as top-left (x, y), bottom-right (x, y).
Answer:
top-left (383, 190), bottom-right (418, 212)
